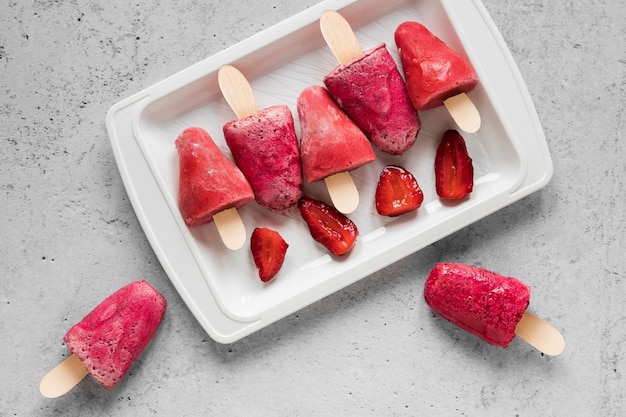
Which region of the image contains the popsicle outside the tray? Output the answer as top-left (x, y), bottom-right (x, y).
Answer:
top-left (394, 21), bottom-right (481, 133)
top-left (39, 280), bottom-right (167, 397)
top-left (424, 263), bottom-right (564, 355)
top-left (176, 127), bottom-right (253, 250)
top-left (297, 85), bottom-right (376, 189)
top-left (321, 11), bottom-right (420, 155)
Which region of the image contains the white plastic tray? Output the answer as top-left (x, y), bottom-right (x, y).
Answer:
top-left (106, 0), bottom-right (552, 343)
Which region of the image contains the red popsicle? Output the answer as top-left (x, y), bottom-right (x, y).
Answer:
top-left (40, 280), bottom-right (167, 397)
top-left (323, 43), bottom-right (421, 155)
top-left (297, 85), bottom-right (376, 184)
top-left (394, 21), bottom-right (481, 133)
top-left (223, 105), bottom-right (303, 212)
top-left (424, 263), bottom-right (564, 355)
top-left (218, 66), bottom-right (303, 213)
top-left (176, 127), bottom-right (254, 228)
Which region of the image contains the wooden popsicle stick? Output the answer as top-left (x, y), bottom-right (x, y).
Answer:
top-left (443, 93), bottom-right (481, 134)
top-left (177, 64), bottom-right (256, 251)
top-left (515, 311), bottom-right (565, 356)
top-left (213, 207), bottom-right (247, 251)
top-left (318, 10), bottom-right (364, 214)
top-left (324, 171), bottom-right (359, 214)
top-left (218, 64), bottom-right (259, 119)
top-left (320, 10), bottom-right (362, 65)
top-left (39, 354), bottom-right (88, 398)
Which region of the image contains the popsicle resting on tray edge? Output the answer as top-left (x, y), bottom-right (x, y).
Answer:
top-left (394, 20), bottom-right (481, 133)
top-left (39, 280), bottom-right (167, 398)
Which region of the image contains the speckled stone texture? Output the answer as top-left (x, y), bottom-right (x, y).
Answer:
top-left (1, 1), bottom-right (625, 416)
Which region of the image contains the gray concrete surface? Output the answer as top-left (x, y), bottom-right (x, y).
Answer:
top-left (2, 0), bottom-right (625, 415)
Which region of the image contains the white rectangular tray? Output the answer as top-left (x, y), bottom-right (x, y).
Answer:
top-left (106, 0), bottom-right (552, 343)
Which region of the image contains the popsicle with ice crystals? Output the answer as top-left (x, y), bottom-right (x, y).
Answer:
top-left (40, 280), bottom-right (167, 397)
top-left (424, 263), bottom-right (564, 355)
top-left (297, 85), bottom-right (376, 184)
top-left (218, 66), bottom-right (303, 213)
top-left (176, 127), bottom-right (254, 226)
top-left (394, 21), bottom-right (481, 133)
top-left (222, 105), bottom-right (302, 212)
top-left (322, 28), bottom-right (420, 155)
top-left (176, 127), bottom-right (253, 250)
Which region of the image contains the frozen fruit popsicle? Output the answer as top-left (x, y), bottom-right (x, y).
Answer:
top-left (40, 280), bottom-right (167, 397)
top-left (176, 127), bottom-right (253, 250)
top-left (176, 127), bottom-right (254, 226)
top-left (223, 105), bottom-right (303, 212)
top-left (297, 85), bottom-right (376, 184)
top-left (323, 42), bottom-right (420, 155)
top-left (394, 21), bottom-right (481, 133)
top-left (424, 263), bottom-right (564, 355)
top-left (218, 65), bottom-right (303, 213)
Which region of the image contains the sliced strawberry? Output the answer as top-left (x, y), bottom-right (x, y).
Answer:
top-left (375, 165), bottom-right (424, 217)
top-left (435, 130), bottom-right (474, 199)
top-left (298, 197), bottom-right (358, 256)
top-left (250, 227), bottom-right (289, 282)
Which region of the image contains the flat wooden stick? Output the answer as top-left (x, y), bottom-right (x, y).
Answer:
top-left (39, 354), bottom-right (88, 398)
top-left (443, 93), bottom-right (481, 133)
top-left (318, 10), bottom-right (363, 214)
top-left (324, 172), bottom-right (359, 214)
top-left (515, 311), bottom-right (565, 356)
top-left (213, 207), bottom-right (247, 251)
top-left (320, 10), bottom-right (362, 65)
top-left (218, 65), bottom-right (258, 119)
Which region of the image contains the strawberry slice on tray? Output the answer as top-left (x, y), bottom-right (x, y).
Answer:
top-left (298, 197), bottom-right (358, 256)
top-left (250, 227), bottom-right (289, 282)
top-left (435, 130), bottom-right (474, 200)
top-left (375, 165), bottom-right (424, 217)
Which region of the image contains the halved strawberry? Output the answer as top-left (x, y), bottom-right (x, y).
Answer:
top-left (250, 227), bottom-right (289, 282)
top-left (435, 130), bottom-right (474, 199)
top-left (298, 197), bottom-right (358, 256)
top-left (375, 165), bottom-right (424, 217)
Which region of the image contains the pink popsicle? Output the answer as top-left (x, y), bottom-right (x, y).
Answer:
top-left (176, 127), bottom-right (254, 227)
top-left (424, 263), bottom-right (530, 348)
top-left (323, 43), bottom-right (420, 155)
top-left (394, 21), bottom-right (479, 111)
top-left (297, 85), bottom-right (376, 183)
top-left (63, 280), bottom-right (167, 390)
top-left (223, 105), bottom-right (303, 212)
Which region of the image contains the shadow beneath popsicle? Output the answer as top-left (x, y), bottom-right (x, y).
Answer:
top-left (420, 196), bottom-right (566, 360)
top-left (37, 366), bottom-right (117, 410)
top-left (424, 310), bottom-right (565, 374)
